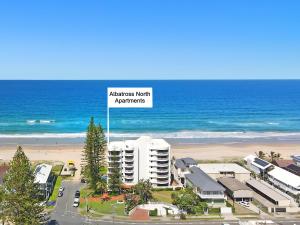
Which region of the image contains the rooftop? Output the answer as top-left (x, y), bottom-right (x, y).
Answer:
top-left (292, 155), bottom-right (300, 161)
top-left (268, 166), bottom-right (300, 189)
top-left (185, 166), bottom-right (225, 192)
top-left (286, 164), bottom-right (300, 175)
top-left (174, 157), bottom-right (197, 169)
top-left (244, 155), bottom-right (272, 170)
top-left (218, 177), bottom-right (252, 191)
top-left (34, 164), bottom-right (52, 184)
top-left (108, 136), bottom-right (170, 151)
top-left (246, 179), bottom-right (289, 202)
top-left (198, 163), bottom-right (251, 174)
top-left (273, 159), bottom-right (293, 168)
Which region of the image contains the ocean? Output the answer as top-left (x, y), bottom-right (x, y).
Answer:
top-left (1, 80), bottom-right (300, 144)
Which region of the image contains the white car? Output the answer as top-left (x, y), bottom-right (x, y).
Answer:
top-left (239, 201), bottom-right (250, 207)
top-left (59, 186), bottom-right (64, 192)
top-left (73, 197), bottom-right (80, 207)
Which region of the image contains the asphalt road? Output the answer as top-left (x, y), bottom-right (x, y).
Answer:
top-left (48, 180), bottom-right (86, 225)
top-left (47, 180), bottom-right (300, 225)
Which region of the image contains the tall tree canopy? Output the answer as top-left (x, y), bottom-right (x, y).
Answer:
top-left (3, 146), bottom-right (44, 225)
top-left (81, 117), bottom-right (107, 192)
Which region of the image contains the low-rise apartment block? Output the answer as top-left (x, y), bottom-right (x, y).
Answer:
top-left (34, 163), bottom-right (55, 199)
top-left (108, 136), bottom-right (171, 187)
top-left (198, 163), bottom-right (251, 182)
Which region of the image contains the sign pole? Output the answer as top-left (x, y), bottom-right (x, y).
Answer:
top-left (107, 104), bottom-right (110, 144)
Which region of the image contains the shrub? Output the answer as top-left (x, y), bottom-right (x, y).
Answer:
top-left (180, 213), bottom-right (186, 220)
top-left (149, 208), bottom-right (158, 216)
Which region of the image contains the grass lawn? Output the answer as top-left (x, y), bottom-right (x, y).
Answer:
top-left (80, 200), bottom-right (125, 216)
top-left (152, 190), bottom-right (177, 204)
top-left (52, 165), bottom-right (63, 176)
top-left (48, 176), bottom-right (62, 202)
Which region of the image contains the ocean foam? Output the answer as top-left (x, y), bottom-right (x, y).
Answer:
top-left (26, 120), bottom-right (55, 124)
top-left (1, 131), bottom-right (300, 139)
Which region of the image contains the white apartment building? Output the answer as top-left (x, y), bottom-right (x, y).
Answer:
top-left (108, 136), bottom-right (171, 187)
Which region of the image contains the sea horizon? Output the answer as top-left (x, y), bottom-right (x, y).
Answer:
top-left (1, 80), bottom-right (300, 144)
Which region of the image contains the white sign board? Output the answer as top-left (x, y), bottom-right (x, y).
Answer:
top-left (107, 87), bottom-right (153, 108)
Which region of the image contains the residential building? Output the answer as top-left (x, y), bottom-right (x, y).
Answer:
top-left (244, 155), bottom-right (273, 176)
top-left (218, 177), bottom-right (253, 202)
top-left (108, 136), bottom-right (170, 187)
top-left (267, 166), bottom-right (300, 196)
top-left (185, 166), bottom-right (226, 207)
top-left (34, 164), bottom-right (55, 199)
top-left (273, 159), bottom-right (300, 176)
top-left (246, 179), bottom-right (291, 208)
top-left (198, 163), bottom-right (251, 182)
top-left (291, 155), bottom-right (300, 166)
top-left (172, 157), bottom-right (197, 186)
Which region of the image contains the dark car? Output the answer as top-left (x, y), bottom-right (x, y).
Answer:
top-left (58, 191), bottom-right (63, 197)
top-left (75, 190), bottom-right (80, 198)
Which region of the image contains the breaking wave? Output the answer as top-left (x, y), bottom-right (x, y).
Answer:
top-left (0, 131), bottom-right (300, 140)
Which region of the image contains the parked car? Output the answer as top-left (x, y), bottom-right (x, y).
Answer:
top-left (80, 178), bottom-right (87, 183)
top-left (39, 212), bottom-right (50, 224)
top-left (239, 201), bottom-right (250, 207)
top-left (58, 191), bottom-right (63, 197)
top-left (75, 190), bottom-right (80, 198)
top-left (59, 186), bottom-right (64, 192)
top-left (73, 198), bottom-right (80, 207)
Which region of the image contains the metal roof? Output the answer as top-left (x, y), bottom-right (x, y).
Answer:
top-left (246, 179), bottom-right (289, 202)
top-left (34, 164), bottom-right (52, 184)
top-left (268, 166), bottom-right (300, 189)
top-left (175, 157), bottom-right (197, 169)
top-left (185, 166), bottom-right (225, 192)
top-left (218, 177), bottom-right (252, 191)
top-left (198, 163), bottom-right (250, 174)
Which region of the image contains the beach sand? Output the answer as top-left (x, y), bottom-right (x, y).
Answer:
top-left (1, 142), bottom-right (299, 179)
top-left (0, 142), bottom-right (299, 164)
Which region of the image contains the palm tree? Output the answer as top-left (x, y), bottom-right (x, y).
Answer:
top-left (269, 151), bottom-right (276, 162)
top-left (256, 150), bottom-right (266, 159)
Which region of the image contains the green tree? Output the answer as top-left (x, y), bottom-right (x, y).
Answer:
top-left (96, 179), bottom-right (107, 195)
top-left (134, 179), bottom-right (153, 204)
top-left (108, 147), bottom-right (122, 195)
top-left (124, 193), bottom-right (138, 215)
top-left (81, 117), bottom-right (107, 192)
top-left (172, 188), bottom-right (207, 214)
top-left (0, 185), bottom-right (7, 225)
top-left (3, 146), bottom-right (44, 225)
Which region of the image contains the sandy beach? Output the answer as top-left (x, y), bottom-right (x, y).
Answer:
top-left (0, 142), bottom-right (299, 165)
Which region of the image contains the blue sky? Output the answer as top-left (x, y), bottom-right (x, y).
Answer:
top-left (0, 0), bottom-right (299, 80)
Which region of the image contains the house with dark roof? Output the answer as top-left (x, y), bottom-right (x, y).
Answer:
top-left (172, 157), bottom-right (197, 186)
top-left (185, 166), bottom-right (226, 207)
top-left (218, 177), bottom-right (253, 202)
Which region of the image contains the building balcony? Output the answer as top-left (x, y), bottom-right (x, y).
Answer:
top-left (124, 158), bottom-right (134, 163)
top-left (151, 179), bottom-right (169, 185)
top-left (124, 170), bottom-right (134, 173)
top-left (151, 174), bottom-right (169, 179)
top-left (197, 192), bottom-right (226, 200)
top-left (124, 153), bottom-right (134, 157)
top-left (150, 146), bottom-right (169, 151)
top-left (154, 163), bottom-right (169, 167)
top-left (124, 174), bottom-right (134, 179)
